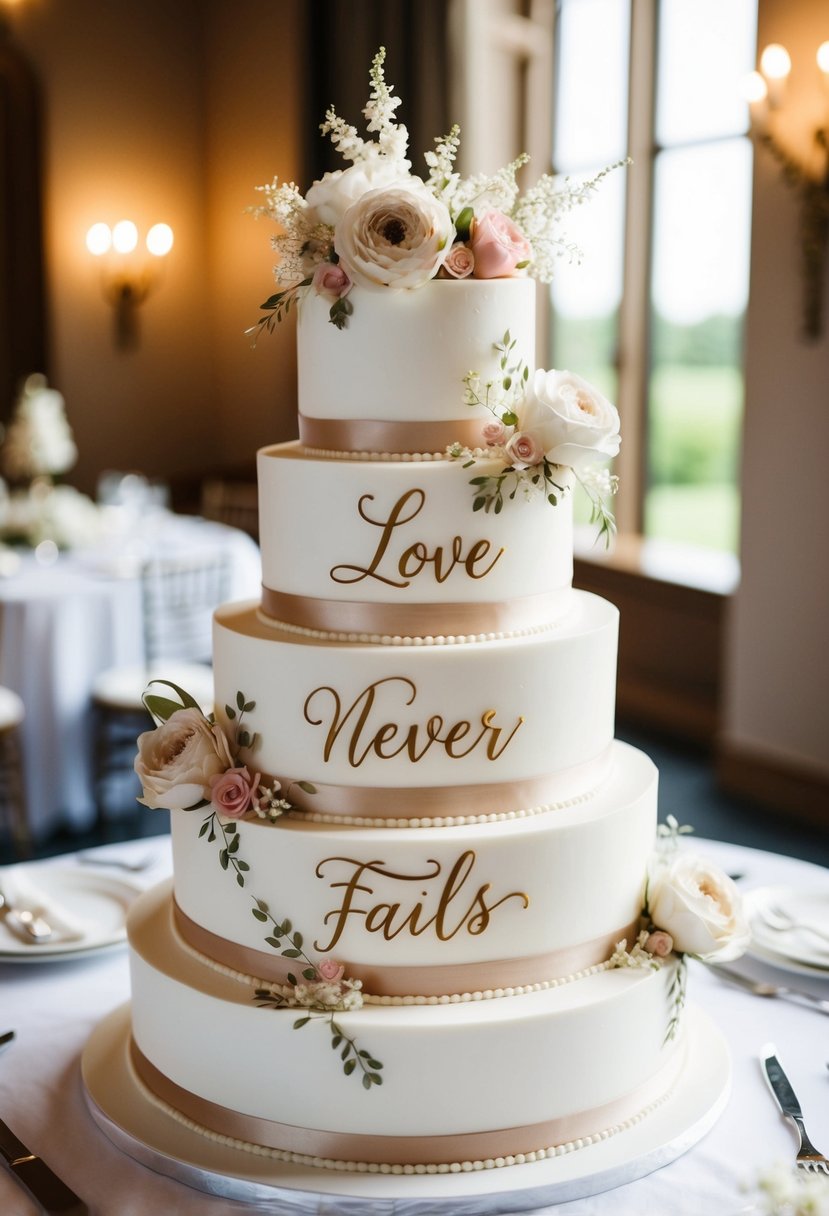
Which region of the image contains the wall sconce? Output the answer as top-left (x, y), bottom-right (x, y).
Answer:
top-left (745, 43), bottom-right (829, 341)
top-left (85, 220), bottom-right (174, 349)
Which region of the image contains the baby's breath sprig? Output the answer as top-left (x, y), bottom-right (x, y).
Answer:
top-left (575, 467), bottom-right (620, 549)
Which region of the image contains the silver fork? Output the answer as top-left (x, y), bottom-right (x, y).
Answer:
top-left (761, 1046), bottom-right (829, 1175)
top-left (0, 889), bottom-right (52, 943)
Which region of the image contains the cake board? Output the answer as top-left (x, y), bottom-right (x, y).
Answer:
top-left (81, 1002), bottom-right (730, 1213)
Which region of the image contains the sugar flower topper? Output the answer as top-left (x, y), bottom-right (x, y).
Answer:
top-left (248, 47), bottom-right (624, 336)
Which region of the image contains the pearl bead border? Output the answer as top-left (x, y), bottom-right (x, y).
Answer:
top-left (285, 785), bottom-right (598, 829)
top-left (132, 1059), bottom-right (675, 1175)
top-left (301, 446), bottom-right (493, 463)
top-left (254, 608), bottom-right (565, 648)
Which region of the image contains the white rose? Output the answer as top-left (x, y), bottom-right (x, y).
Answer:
top-left (335, 183), bottom-right (455, 290)
top-left (647, 854), bottom-right (750, 962)
top-left (519, 369), bottom-right (621, 471)
top-left (134, 708), bottom-right (232, 811)
top-left (305, 157), bottom-right (413, 228)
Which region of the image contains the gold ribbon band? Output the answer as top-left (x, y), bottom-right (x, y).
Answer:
top-left (260, 585), bottom-right (571, 638)
top-left (172, 899), bottom-right (639, 998)
top-left (254, 750), bottom-right (612, 821)
top-left (130, 1037), bottom-right (682, 1166)
top-left (298, 413), bottom-right (486, 455)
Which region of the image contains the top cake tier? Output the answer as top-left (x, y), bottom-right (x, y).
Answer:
top-left (297, 279), bottom-right (535, 455)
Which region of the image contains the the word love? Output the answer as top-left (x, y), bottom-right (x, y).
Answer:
top-left (329, 489), bottom-right (505, 588)
top-left (314, 851), bottom-right (530, 952)
top-left (304, 676), bottom-right (524, 768)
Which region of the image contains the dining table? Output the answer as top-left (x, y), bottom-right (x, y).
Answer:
top-left (0, 509), bottom-right (261, 842)
top-left (0, 835), bottom-right (827, 1216)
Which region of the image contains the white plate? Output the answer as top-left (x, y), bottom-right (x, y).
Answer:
top-left (745, 886), bottom-right (829, 975)
top-left (82, 1003), bottom-right (731, 1212)
top-left (0, 865), bottom-right (142, 961)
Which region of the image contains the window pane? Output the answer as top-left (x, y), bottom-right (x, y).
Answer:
top-left (645, 139), bottom-right (753, 553)
top-left (554, 0), bottom-right (630, 170)
top-left (656, 0), bottom-right (758, 146)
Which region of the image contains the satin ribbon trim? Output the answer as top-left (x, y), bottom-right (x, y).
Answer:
top-left (260, 585), bottom-right (570, 639)
top-left (130, 1037), bottom-right (684, 1167)
top-left (298, 414), bottom-right (486, 455)
top-left (243, 750), bottom-right (612, 821)
top-left (172, 900), bottom-right (640, 998)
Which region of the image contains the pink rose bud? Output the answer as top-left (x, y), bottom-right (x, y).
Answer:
top-left (312, 261), bottom-right (352, 302)
top-left (443, 243), bottom-right (475, 279)
top-left (209, 766), bottom-right (259, 818)
top-left (645, 930), bottom-right (674, 958)
top-left (505, 430), bottom-right (544, 469)
top-left (316, 958), bottom-right (345, 983)
top-left (470, 210), bottom-right (532, 279)
top-left (481, 420), bottom-right (507, 447)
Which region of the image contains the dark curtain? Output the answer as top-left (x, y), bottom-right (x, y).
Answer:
top-left (305, 0), bottom-right (451, 185)
top-left (0, 19), bottom-right (47, 420)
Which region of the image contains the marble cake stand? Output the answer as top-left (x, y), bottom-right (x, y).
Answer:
top-left (81, 1002), bottom-right (730, 1214)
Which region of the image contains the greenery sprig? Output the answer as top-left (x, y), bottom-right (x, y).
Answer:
top-left (665, 954), bottom-right (688, 1044)
top-left (246, 276), bottom-right (312, 345)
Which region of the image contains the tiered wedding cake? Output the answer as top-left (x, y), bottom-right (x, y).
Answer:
top-left (127, 51), bottom-right (747, 1181)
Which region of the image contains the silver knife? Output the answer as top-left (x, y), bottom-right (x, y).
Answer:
top-left (0, 1116), bottom-right (88, 1214)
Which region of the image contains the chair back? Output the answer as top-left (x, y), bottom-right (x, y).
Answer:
top-left (200, 479), bottom-right (259, 540)
top-left (141, 553), bottom-right (230, 666)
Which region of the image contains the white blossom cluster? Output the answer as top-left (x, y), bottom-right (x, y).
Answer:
top-left (747, 1162), bottom-right (829, 1215)
top-left (608, 930), bottom-right (660, 972)
top-left (252, 779), bottom-right (294, 823)
top-left (263, 976), bottom-right (364, 1013)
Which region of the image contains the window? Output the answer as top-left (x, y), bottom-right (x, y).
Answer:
top-left (550, 0), bottom-right (757, 554)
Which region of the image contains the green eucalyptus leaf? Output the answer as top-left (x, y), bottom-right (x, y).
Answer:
top-left (145, 680), bottom-right (201, 711)
top-left (362, 1074), bottom-right (372, 1090)
top-left (142, 694), bottom-right (186, 723)
top-left (297, 781), bottom-right (317, 795)
top-left (236, 872), bottom-right (245, 888)
top-left (293, 1017), bottom-right (311, 1029)
top-left (252, 908), bottom-right (268, 922)
top-left (344, 1058), bottom-right (356, 1076)
top-left (225, 706), bottom-right (236, 720)
top-left (237, 860), bottom-right (250, 871)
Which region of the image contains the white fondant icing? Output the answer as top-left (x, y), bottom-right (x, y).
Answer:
top-left (257, 443), bottom-right (573, 616)
top-left (297, 279), bottom-right (535, 425)
top-left (212, 591), bottom-right (618, 794)
top-left (171, 742), bottom-right (655, 974)
top-left (129, 882), bottom-right (682, 1143)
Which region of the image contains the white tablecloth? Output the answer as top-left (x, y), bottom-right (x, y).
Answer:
top-left (0, 838), bottom-right (827, 1216)
top-left (0, 513), bottom-right (261, 839)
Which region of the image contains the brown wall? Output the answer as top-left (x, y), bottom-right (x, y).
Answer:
top-left (4, 0), bottom-right (304, 495)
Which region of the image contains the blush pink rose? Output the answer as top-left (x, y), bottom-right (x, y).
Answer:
top-left (209, 766), bottom-right (259, 819)
top-left (442, 243), bottom-right (475, 279)
top-left (316, 958), bottom-right (345, 983)
top-left (312, 261), bottom-right (352, 302)
top-left (505, 430), bottom-right (544, 469)
top-left (482, 420), bottom-right (507, 446)
top-left (470, 210), bottom-right (532, 279)
top-left (645, 930), bottom-right (674, 958)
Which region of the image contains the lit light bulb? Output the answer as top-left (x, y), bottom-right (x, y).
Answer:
top-left (112, 220), bottom-right (139, 254)
top-left (817, 41), bottom-right (829, 77)
top-left (86, 223), bottom-right (112, 256)
top-left (760, 43), bottom-right (792, 81)
top-left (146, 223), bottom-right (174, 257)
top-left (743, 71), bottom-right (768, 104)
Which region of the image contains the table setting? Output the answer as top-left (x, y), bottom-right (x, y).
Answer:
top-left (0, 835), bottom-right (826, 1215)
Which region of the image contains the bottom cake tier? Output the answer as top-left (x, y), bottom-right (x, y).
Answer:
top-left (128, 883), bottom-right (685, 1172)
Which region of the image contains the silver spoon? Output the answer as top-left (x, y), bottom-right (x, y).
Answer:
top-left (758, 903), bottom-right (829, 947)
top-left (0, 890), bottom-right (52, 943)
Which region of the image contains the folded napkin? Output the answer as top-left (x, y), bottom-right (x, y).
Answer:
top-left (0, 866), bottom-right (88, 945)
